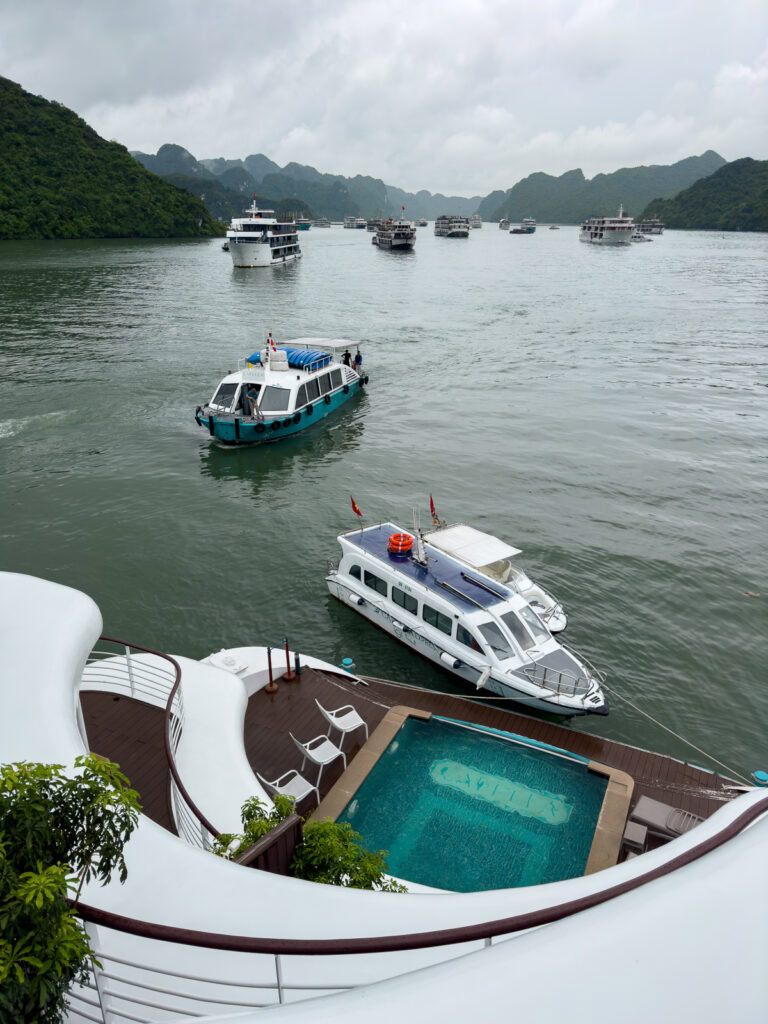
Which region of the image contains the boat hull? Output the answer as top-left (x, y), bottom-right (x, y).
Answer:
top-left (327, 575), bottom-right (597, 716)
top-left (579, 229), bottom-right (632, 245)
top-left (197, 376), bottom-right (366, 444)
top-left (229, 244), bottom-right (303, 268)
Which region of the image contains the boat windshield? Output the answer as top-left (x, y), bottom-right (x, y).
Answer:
top-left (499, 611), bottom-right (536, 651)
top-left (477, 621), bottom-right (515, 660)
top-left (515, 605), bottom-right (551, 644)
top-left (210, 383), bottom-right (238, 411)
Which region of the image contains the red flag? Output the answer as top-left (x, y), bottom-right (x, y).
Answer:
top-left (351, 496), bottom-right (362, 517)
top-left (430, 494), bottom-right (437, 519)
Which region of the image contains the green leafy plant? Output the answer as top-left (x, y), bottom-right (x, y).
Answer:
top-left (0, 756), bottom-right (141, 1023)
top-left (290, 819), bottom-right (407, 892)
top-left (212, 794), bottom-right (296, 859)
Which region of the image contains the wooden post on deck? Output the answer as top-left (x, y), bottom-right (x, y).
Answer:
top-left (283, 639), bottom-right (296, 681)
top-left (265, 647), bottom-right (278, 694)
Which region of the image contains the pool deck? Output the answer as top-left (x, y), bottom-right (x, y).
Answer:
top-left (80, 664), bottom-right (736, 854)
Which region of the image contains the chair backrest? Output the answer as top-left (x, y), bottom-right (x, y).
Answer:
top-left (256, 771), bottom-right (276, 792)
top-left (314, 699), bottom-right (333, 724)
top-left (289, 732), bottom-right (307, 756)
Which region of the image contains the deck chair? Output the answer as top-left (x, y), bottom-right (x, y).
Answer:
top-left (289, 732), bottom-right (346, 787)
top-left (256, 770), bottom-right (320, 809)
top-left (315, 699), bottom-right (368, 750)
top-left (630, 796), bottom-right (704, 838)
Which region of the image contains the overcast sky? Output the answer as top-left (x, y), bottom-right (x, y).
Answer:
top-left (3, 0), bottom-right (767, 195)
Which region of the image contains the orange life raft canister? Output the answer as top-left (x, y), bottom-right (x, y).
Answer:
top-left (388, 532), bottom-right (414, 555)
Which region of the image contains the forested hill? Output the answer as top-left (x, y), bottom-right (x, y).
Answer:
top-left (0, 78), bottom-right (223, 239)
top-left (639, 159), bottom-right (768, 231)
top-left (479, 151), bottom-right (727, 223)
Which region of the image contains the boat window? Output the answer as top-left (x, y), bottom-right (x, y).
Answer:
top-left (330, 368), bottom-right (342, 389)
top-left (457, 625), bottom-right (483, 653)
top-left (306, 377), bottom-right (321, 402)
top-left (296, 384), bottom-right (308, 408)
top-left (210, 383), bottom-right (238, 410)
top-left (392, 587), bottom-right (417, 615)
top-left (478, 621), bottom-right (515, 659)
top-left (258, 386), bottom-right (291, 413)
top-left (318, 374), bottom-right (331, 395)
top-left (499, 611), bottom-right (535, 651)
top-left (516, 605), bottom-right (551, 644)
top-left (349, 564), bottom-right (361, 580)
top-left (363, 570), bottom-right (387, 596)
top-left (422, 604), bottom-right (452, 636)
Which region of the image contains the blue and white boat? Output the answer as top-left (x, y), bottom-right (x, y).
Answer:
top-left (327, 522), bottom-right (607, 716)
top-left (196, 339), bottom-right (368, 445)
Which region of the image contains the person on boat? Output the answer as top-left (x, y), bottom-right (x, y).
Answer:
top-left (353, 348), bottom-right (363, 372)
top-left (244, 384), bottom-right (260, 415)
top-left (342, 349), bottom-right (352, 367)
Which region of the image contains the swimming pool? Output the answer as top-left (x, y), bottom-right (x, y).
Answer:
top-left (336, 715), bottom-right (611, 892)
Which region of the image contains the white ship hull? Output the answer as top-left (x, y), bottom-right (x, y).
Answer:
top-left (229, 242), bottom-right (302, 268)
top-left (579, 228), bottom-right (632, 246)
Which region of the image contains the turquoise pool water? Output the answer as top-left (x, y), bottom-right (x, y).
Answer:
top-left (337, 716), bottom-right (608, 891)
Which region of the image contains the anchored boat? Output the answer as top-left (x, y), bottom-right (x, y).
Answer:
top-left (327, 522), bottom-right (607, 716)
top-left (196, 339), bottom-right (368, 445)
top-left (226, 200), bottom-right (302, 268)
top-left (372, 219), bottom-right (416, 250)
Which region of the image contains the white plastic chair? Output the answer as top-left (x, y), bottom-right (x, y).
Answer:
top-left (315, 699), bottom-right (369, 750)
top-left (289, 732), bottom-right (347, 787)
top-left (256, 770), bottom-right (320, 809)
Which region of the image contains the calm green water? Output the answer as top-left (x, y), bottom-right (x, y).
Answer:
top-left (1, 227), bottom-right (766, 777)
top-left (338, 716), bottom-right (607, 891)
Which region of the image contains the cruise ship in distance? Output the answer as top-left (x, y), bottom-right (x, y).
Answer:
top-left (372, 219), bottom-right (416, 250)
top-left (470, 213), bottom-right (482, 229)
top-left (226, 201), bottom-right (301, 268)
top-left (435, 215), bottom-right (470, 237)
top-left (636, 218), bottom-right (664, 235)
top-left (579, 204), bottom-right (634, 245)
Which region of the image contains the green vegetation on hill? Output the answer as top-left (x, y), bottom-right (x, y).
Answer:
top-left (162, 173), bottom-right (314, 221)
top-left (0, 78), bottom-right (224, 239)
top-left (639, 158), bottom-right (768, 231)
top-left (479, 152), bottom-right (726, 223)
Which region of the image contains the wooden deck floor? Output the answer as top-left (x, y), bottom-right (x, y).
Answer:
top-left (81, 666), bottom-right (733, 836)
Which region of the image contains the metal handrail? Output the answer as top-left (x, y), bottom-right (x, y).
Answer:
top-left (91, 636), bottom-right (221, 846)
top-left (73, 793), bottom-right (768, 956)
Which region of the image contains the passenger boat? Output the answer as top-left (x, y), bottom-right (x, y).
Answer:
top-left (343, 216), bottom-right (357, 229)
top-left (510, 217), bottom-right (536, 234)
top-left (366, 219), bottom-right (381, 232)
top-left (372, 219), bottom-right (416, 250)
top-left (326, 522), bottom-right (607, 716)
top-left (579, 204), bottom-right (633, 245)
top-left (4, 570), bottom-right (767, 1022)
top-left (416, 218), bottom-right (428, 226)
top-left (636, 218), bottom-right (664, 235)
top-left (355, 217), bottom-right (367, 229)
top-left (470, 213), bottom-right (483, 229)
top-left (435, 215), bottom-right (470, 238)
top-left (195, 339), bottom-right (367, 445)
top-left (313, 217), bottom-right (331, 228)
top-left (226, 200), bottom-right (302, 268)
top-left (499, 218), bottom-right (510, 230)
top-left (295, 218), bottom-right (312, 231)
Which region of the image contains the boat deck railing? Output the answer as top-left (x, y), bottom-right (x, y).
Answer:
top-left (67, 794), bottom-right (768, 1021)
top-left (81, 637), bottom-right (220, 851)
top-left (522, 643), bottom-right (605, 698)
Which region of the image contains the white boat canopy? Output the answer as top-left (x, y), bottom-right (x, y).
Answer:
top-left (424, 524), bottom-right (522, 566)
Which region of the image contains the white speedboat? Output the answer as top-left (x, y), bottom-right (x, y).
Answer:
top-left (470, 213), bottom-right (482, 229)
top-left (226, 200), bottom-right (302, 268)
top-left (326, 522), bottom-right (607, 716)
top-left (424, 522), bottom-right (567, 632)
top-left (580, 204), bottom-right (633, 245)
top-left (372, 219), bottom-right (416, 250)
top-left (435, 215), bottom-right (470, 238)
top-left (631, 230), bottom-right (652, 242)
top-left (196, 338), bottom-right (367, 445)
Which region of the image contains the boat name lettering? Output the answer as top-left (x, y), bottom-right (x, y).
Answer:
top-left (429, 759), bottom-right (573, 825)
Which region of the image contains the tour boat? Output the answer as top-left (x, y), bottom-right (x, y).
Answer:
top-left (499, 218), bottom-right (510, 230)
top-left (435, 215), bottom-right (470, 238)
top-left (470, 213), bottom-right (483, 229)
top-left (195, 339), bottom-right (367, 445)
top-left (226, 200), bottom-right (302, 268)
top-left (313, 217), bottom-right (331, 228)
top-left (579, 205), bottom-right (634, 245)
top-left (372, 219), bottom-right (416, 250)
top-left (366, 219), bottom-right (381, 232)
top-left (3, 570), bottom-right (767, 1022)
top-left (417, 218), bottom-right (428, 226)
top-left (295, 218), bottom-right (312, 231)
top-left (355, 217), bottom-right (367, 229)
top-left (326, 522), bottom-right (607, 716)
top-left (343, 216), bottom-right (357, 228)
top-left (510, 218), bottom-right (536, 234)
top-left (636, 218), bottom-right (664, 235)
